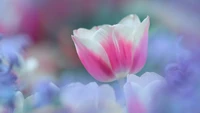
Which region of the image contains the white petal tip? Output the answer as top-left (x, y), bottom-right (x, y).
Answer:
top-left (129, 14), bottom-right (138, 18)
top-left (15, 91), bottom-right (23, 97)
top-left (72, 30), bottom-right (78, 36)
top-left (143, 16), bottom-right (150, 24)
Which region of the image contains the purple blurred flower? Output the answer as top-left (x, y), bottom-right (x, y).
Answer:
top-left (164, 41), bottom-right (197, 95)
top-left (33, 81), bottom-right (59, 107)
top-left (0, 34), bottom-right (30, 65)
top-left (0, 34), bottom-right (30, 110)
top-left (151, 41), bottom-right (200, 113)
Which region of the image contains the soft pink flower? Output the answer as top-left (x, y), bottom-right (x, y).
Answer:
top-left (0, 0), bottom-right (22, 34)
top-left (72, 14), bottom-right (150, 82)
top-left (124, 72), bottom-right (166, 113)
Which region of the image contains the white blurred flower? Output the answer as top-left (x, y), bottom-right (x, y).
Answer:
top-left (14, 91), bottom-right (38, 113)
top-left (60, 82), bottom-right (123, 113)
top-left (124, 72), bottom-right (166, 113)
top-left (14, 82), bottom-right (59, 113)
top-left (19, 57), bottom-right (39, 75)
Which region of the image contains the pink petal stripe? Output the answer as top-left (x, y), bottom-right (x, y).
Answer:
top-left (72, 37), bottom-right (115, 82)
top-left (125, 83), bottom-right (147, 113)
top-left (101, 33), bottom-right (133, 74)
top-left (130, 28), bottom-right (148, 73)
top-left (101, 35), bottom-right (120, 73)
top-left (127, 98), bottom-right (146, 113)
top-left (115, 33), bottom-right (134, 72)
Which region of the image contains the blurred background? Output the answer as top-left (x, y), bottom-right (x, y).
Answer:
top-left (0, 0), bottom-right (200, 94)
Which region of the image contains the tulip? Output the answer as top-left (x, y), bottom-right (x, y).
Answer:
top-left (124, 72), bottom-right (166, 113)
top-left (14, 91), bottom-right (38, 113)
top-left (72, 14), bottom-right (150, 82)
top-left (60, 82), bottom-right (123, 113)
top-left (14, 82), bottom-right (60, 113)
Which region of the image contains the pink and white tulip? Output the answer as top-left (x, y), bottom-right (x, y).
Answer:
top-left (124, 72), bottom-right (166, 113)
top-left (72, 14), bottom-right (150, 82)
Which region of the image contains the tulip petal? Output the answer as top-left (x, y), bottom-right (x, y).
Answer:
top-left (60, 82), bottom-right (99, 110)
top-left (91, 24), bottom-right (111, 31)
top-left (130, 16), bottom-right (150, 73)
top-left (73, 28), bottom-right (95, 39)
top-left (60, 83), bottom-right (85, 108)
top-left (124, 82), bottom-right (146, 113)
top-left (73, 27), bottom-right (112, 67)
top-left (140, 80), bottom-right (165, 108)
top-left (127, 74), bottom-right (141, 83)
top-left (73, 35), bottom-right (110, 65)
top-left (93, 26), bottom-right (134, 76)
top-left (124, 72), bottom-right (165, 113)
top-left (14, 91), bottom-right (24, 113)
top-left (113, 26), bottom-right (135, 72)
top-left (99, 84), bottom-right (116, 101)
top-left (133, 16), bottom-right (150, 45)
top-left (119, 14), bottom-right (141, 28)
top-left (60, 82), bottom-right (120, 113)
top-left (72, 35), bottom-right (115, 82)
top-left (60, 82), bottom-right (99, 113)
top-left (92, 28), bottom-right (122, 73)
top-left (92, 27), bottom-right (112, 43)
top-left (127, 72), bottom-right (165, 87)
top-left (113, 24), bottom-right (134, 40)
top-left (73, 28), bottom-right (111, 61)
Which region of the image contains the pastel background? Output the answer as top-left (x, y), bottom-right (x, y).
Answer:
top-left (0, 0), bottom-right (199, 113)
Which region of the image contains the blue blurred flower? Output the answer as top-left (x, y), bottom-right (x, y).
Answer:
top-left (33, 81), bottom-right (60, 107)
top-left (0, 34), bottom-right (30, 65)
top-left (0, 34), bottom-right (30, 110)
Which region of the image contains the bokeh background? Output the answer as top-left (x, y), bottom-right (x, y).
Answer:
top-left (0, 0), bottom-right (200, 95)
